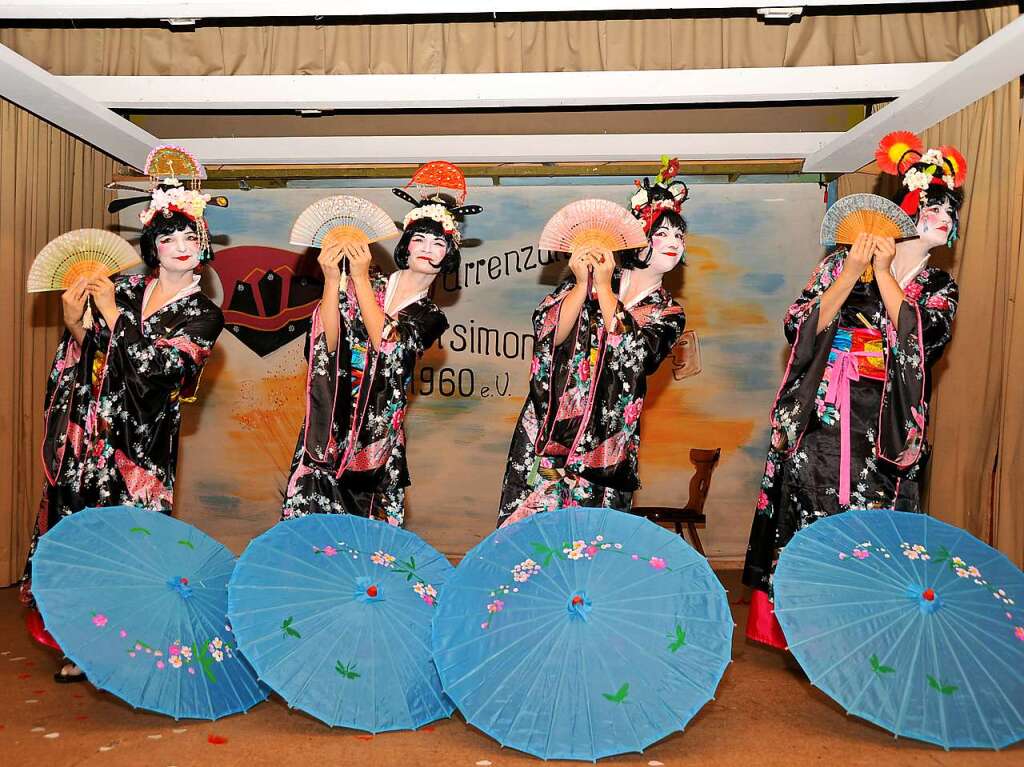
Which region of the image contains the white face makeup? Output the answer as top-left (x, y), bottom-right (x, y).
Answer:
top-left (406, 231), bottom-right (448, 275)
top-left (644, 221), bottom-right (686, 275)
top-left (916, 201), bottom-right (954, 249)
top-left (155, 227), bottom-right (201, 274)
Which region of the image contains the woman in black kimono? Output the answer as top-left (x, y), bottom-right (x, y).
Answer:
top-left (743, 132), bottom-right (966, 647)
top-left (497, 159), bottom-right (688, 527)
top-left (25, 171), bottom-right (225, 680)
top-left (282, 168), bottom-right (481, 525)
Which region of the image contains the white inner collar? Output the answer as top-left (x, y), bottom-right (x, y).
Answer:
top-left (384, 270), bottom-right (429, 316)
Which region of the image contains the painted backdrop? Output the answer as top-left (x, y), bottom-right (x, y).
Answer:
top-left (123, 180), bottom-right (824, 560)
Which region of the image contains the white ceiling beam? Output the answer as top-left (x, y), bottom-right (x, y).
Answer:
top-left (0, 1), bottom-right (969, 21)
top-left (169, 133), bottom-right (840, 165)
top-left (65, 63), bottom-right (944, 111)
top-left (803, 15), bottom-right (1024, 173)
top-left (0, 43), bottom-right (156, 169)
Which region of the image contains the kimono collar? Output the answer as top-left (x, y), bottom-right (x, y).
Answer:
top-left (384, 270), bottom-right (430, 316)
top-left (892, 255), bottom-right (930, 290)
top-left (143, 274), bottom-right (202, 318)
top-left (617, 270), bottom-right (662, 309)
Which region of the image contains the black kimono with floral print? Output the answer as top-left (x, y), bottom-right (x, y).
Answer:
top-left (24, 273), bottom-right (223, 585)
top-left (281, 268), bottom-right (447, 526)
top-left (743, 249), bottom-right (958, 593)
top-left (497, 271), bottom-right (686, 527)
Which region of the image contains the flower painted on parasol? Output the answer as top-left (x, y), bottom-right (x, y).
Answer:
top-left (30, 506), bottom-right (267, 719)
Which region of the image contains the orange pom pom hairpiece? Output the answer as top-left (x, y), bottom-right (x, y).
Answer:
top-left (875, 131), bottom-right (923, 175)
top-left (939, 145), bottom-right (968, 187)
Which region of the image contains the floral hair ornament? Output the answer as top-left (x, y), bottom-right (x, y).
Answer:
top-left (392, 161), bottom-right (482, 245)
top-left (875, 131), bottom-right (967, 226)
top-left (629, 155), bottom-right (690, 235)
top-left (106, 145), bottom-right (229, 263)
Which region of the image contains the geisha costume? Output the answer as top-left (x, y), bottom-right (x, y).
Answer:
top-left (497, 163), bottom-right (688, 527)
top-left (22, 146), bottom-right (226, 651)
top-left (743, 132), bottom-right (965, 647)
top-left (282, 165), bottom-right (482, 526)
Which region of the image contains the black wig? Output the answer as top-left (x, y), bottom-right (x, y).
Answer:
top-left (139, 211), bottom-right (211, 268)
top-left (621, 208), bottom-right (688, 270)
top-left (393, 216), bottom-right (461, 275)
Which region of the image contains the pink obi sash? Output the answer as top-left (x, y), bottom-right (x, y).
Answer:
top-left (826, 327), bottom-right (884, 506)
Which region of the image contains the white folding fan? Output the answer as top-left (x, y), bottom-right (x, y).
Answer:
top-left (289, 195), bottom-right (401, 249)
top-left (27, 229), bottom-right (140, 293)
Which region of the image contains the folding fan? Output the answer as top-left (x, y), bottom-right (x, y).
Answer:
top-left (27, 229), bottom-right (140, 293)
top-left (289, 195), bottom-right (401, 249)
top-left (820, 193), bottom-right (918, 248)
top-left (538, 199), bottom-right (649, 254)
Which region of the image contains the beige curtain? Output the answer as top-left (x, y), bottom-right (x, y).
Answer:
top-left (0, 98), bottom-right (116, 584)
top-left (993, 95), bottom-right (1024, 566)
top-left (0, 9), bottom-right (1005, 74)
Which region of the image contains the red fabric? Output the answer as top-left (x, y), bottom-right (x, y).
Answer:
top-left (25, 608), bottom-right (61, 651)
top-left (745, 589), bottom-right (788, 649)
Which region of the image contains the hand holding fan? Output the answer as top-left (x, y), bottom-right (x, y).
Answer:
top-left (290, 195), bottom-right (401, 290)
top-left (821, 193), bottom-right (918, 283)
top-left (27, 229), bottom-right (140, 293)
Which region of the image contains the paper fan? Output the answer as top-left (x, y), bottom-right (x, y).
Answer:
top-left (820, 193), bottom-right (918, 248)
top-left (538, 198), bottom-right (649, 254)
top-left (289, 195), bottom-right (401, 249)
top-left (27, 229), bottom-right (140, 293)
top-left (144, 145), bottom-right (207, 181)
top-left (406, 160), bottom-right (467, 205)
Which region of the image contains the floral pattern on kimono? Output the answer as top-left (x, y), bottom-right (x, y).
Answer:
top-left (743, 248), bottom-right (958, 593)
top-left (282, 268), bottom-right (447, 526)
top-left (497, 271), bottom-right (686, 527)
top-left (23, 273), bottom-right (224, 591)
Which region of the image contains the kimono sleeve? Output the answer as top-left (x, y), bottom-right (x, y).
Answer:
top-left (105, 304), bottom-right (223, 402)
top-left (607, 299), bottom-right (686, 376)
top-left (877, 269), bottom-right (958, 468)
top-left (768, 250), bottom-right (847, 454)
top-left (382, 303), bottom-right (448, 357)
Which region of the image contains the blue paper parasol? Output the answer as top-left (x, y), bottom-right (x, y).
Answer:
top-left (431, 507), bottom-right (733, 761)
top-left (31, 506), bottom-right (268, 719)
top-left (774, 509), bottom-right (1024, 749)
top-left (227, 515), bottom-right (455, 732)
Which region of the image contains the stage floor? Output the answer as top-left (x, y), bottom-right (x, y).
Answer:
top-left (0, 572), bottom-right (1019, 766)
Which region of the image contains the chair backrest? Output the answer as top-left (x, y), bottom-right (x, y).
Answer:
top-left (683, 447), bottom-right (721, 514)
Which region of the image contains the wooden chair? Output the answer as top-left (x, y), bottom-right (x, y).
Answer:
top-left (633, 447), bottom-right (721, 556)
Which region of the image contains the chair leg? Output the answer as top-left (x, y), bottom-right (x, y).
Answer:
top-left (686, 522), bottom-right (705, 556)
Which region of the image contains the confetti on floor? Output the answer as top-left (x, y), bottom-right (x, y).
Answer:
top-left (44, 732), bottom-right (60, 739)
top-left (172, 727), bottom-right (187, 734)
top-left (208, 734), bottom-right (228, 745)
top-left (648, 761), bottom-right (665, 766)
top-left (17, 673), bottom-right (31, 679)
top-left (98, 745), bottom-right (115, 752)
top-left (31, 726), bottom-right (45, 732)
top-left (475, 761), bottom-right (493, 766)
top-left (25, 699), bottom-right (40, 704)
top-left (9, 656), bottom-right (26, 661)
top-left (148, 734), bottom-right (163, 740)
